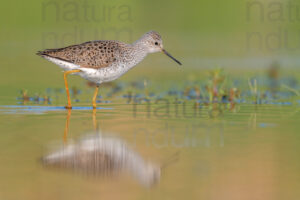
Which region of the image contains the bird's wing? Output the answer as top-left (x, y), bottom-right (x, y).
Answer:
top-left (37, 40), bottom-right (120, 69)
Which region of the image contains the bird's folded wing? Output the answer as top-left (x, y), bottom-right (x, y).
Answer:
top-left (37, 41), bottom-right (119, 69)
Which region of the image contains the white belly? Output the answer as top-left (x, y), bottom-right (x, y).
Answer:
top-left (43, 50), bottom-right (147, 85)
top-left (43, 56), bottom-right (134, 84)
top-left (79, 63), bottom-right (132, 84)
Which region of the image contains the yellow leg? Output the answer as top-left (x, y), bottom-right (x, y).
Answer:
top-left (63, 109), bottom-right (72, 144)
top-left (63, 69), bottom-right (81, 109)
top-left (92, 85), bottom-right (99, 109)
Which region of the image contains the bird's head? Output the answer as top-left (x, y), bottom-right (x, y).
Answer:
top-left (138, 31), bottom-right (182, 65)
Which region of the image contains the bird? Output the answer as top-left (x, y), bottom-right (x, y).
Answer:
top-left (36, 31), bottom-right (182, 109)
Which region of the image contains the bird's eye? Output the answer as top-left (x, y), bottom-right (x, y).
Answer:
top-left (155, 42), bottom-right (158, 45)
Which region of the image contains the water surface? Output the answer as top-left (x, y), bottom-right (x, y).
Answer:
top-left (0, 100), bottom-right (299, 199)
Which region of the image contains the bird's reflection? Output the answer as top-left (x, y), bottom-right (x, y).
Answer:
top-left (63, 109), bottom-right (71, 143)
top-left (42, 109), bottom-right (178, 187)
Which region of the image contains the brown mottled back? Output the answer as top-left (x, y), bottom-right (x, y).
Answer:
top-left (37, 41), bottom-right (123, 69)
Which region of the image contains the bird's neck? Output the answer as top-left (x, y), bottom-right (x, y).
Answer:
top-left (124, 41), bottom-right (148, 67)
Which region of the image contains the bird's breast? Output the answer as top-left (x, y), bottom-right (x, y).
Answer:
top-left (78, 62), bottom-right (134, 84)
top-left (79, 50), bottom-right (147, 84)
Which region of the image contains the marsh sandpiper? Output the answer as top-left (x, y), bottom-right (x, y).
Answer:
top-left (37, 31), bottom-right (182, 109)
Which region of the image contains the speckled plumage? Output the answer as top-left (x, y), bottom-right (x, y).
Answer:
top-left (38, 40), bottom-right (124, 69)
top-left (37, 31), bottom-right (181, 85)
top-left (37, 31), bottom-right (181, 108)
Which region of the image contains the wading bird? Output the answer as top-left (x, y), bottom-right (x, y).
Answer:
top-left (37, 31), bottom-right (181, 109)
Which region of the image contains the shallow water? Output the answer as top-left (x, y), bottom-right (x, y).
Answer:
top-left (0, 99), bottom-right (299, 199)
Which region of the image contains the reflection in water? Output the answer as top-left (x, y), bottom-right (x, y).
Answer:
top-left (42, 109), bottom-right (163, 187)
top-left (63, 109), bottom-right (71, 144)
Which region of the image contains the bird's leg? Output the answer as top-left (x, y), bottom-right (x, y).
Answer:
top-left (92, 85), bottom-right (99, 109)
top-left (63, 69), bottom-right (81, 109)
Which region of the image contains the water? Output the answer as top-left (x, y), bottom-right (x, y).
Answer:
top-left (0, 96), bottom-right (299, 199)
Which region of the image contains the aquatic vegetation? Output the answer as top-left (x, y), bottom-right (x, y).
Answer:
top-left (15, 68), bottom-right (300, 110)
top-left (17, 89), bottom-right (51, 105)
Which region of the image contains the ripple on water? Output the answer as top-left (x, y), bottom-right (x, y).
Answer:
top-left (0, 105), bottom-right (113, 115)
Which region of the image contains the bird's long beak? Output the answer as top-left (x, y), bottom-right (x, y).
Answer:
top-left (162, 49), bottom-right (182, 66)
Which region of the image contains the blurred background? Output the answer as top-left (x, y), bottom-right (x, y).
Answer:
top-left (1, 0), bottom-right (300, 99)
top-left (1, 0), bottom-right (300, 200)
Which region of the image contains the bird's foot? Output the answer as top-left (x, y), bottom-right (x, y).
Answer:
top-left (65, 106), bottom-right (72, 109)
